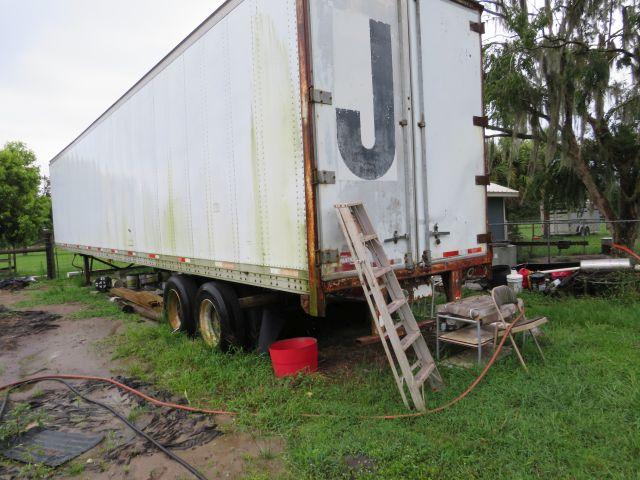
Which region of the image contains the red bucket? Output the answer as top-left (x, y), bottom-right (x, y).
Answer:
top-left (269, 337), bottom-right (318, 378)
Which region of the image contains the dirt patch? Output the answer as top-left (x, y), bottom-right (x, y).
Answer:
top-left (23, 302), bottom-right (85, 316)
top-left (0, 376), bottom-right (285, 480)
top-left (92, 431), bottom-right (285, 480)
top-left (0, 377), bottom-right (223, 477)
top-left (0, 290), bottom-right (29, 308)
top-left (0, 313), bottom-right (124, 390)
top-left (0, 295), bottom-right (285, 478)
top-left (0, 307), bottom-right (61, 351)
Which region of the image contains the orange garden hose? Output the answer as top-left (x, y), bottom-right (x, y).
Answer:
top-left (0, 313), bottom-right (522, 420)
top-left (611, 243), bottom-right (640, 263)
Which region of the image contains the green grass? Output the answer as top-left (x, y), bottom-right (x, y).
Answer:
top-left (7, 248), bottom-right (131, 279)
top-left (7, 249), bottom-right (78, 278)
top-left (110, 292), bottom-right (640, 479)
top-left (16, 278), bottom-right (131, 320)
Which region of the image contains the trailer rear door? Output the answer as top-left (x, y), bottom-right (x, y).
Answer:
top-left (414, 0), bottom-right (488, 262)
top-left (309, 0), bottom-right (417, 277)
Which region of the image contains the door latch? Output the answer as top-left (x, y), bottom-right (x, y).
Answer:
top-left (384, 231), bottom-right (409, 244)
top-left (430, 223), bottom-right (451, 245)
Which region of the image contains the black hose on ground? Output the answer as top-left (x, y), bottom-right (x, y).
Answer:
top-left (0, 378), bottom-right (207, 480)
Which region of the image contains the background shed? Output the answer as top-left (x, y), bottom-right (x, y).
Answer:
top-left (487, 183), bottom-right (519, 242)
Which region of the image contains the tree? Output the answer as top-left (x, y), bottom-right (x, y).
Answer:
top-left (488, 138), bottom-right (587, 222)
top-left (483, 0), bottom-right (640, 247)
top-left (0, 141), bottom-right (51, 247)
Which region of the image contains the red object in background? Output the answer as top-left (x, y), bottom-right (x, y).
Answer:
top-left (551, 270), bottom-right (574, 280)
top-left (269, 338), bottom-right (318, 378)
top-left (518, 268), bottom-right (532, 289)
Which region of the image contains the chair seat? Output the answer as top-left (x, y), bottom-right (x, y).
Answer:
top-left (492, 315), bottom-right (548, 334)
top-left (437, 295), bottom-right (501, 324)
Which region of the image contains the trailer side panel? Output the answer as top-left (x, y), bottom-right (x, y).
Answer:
top-left (51, 0), bottom-right (310, 293)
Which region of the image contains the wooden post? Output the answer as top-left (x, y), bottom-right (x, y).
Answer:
top-left (43, 230), bottom-right (56, 280)
top-left (82, 255), bottom-right (91, 286)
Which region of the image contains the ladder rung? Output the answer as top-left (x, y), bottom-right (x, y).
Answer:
top-left (361, 233), bottom-right (378, 242)
top-left (414, 362), bottom-right (436, 386)
top-left (372, 266), bottom-right (392, 278)
top-left (387, 298), bottom-right (407, 315)
top-left (400, 331), bottom-right (421, 351)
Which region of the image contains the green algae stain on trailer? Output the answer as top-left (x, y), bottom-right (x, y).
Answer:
top-left (251, 11), bottom-right (306, 269)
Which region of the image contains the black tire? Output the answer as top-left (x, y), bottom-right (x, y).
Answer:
top-left (194, 282), bottom-right (245, 351)
top-left (164, 275), bottom-right (198, 335)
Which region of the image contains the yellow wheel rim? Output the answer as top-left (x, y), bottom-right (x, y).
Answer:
top-left (166, 289), bottom-right (182, 331)
top-left (199, 299), bottom-right (221, 348)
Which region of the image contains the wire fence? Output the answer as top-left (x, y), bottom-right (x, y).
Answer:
top-left (489, 219), bottom-right (640, 264)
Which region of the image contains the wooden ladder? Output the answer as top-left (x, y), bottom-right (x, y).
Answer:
top-left (335, 202), bottom-right (443, 411)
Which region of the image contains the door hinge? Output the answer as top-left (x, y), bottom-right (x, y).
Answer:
top-left (473, 116), bottom-right (489, 128)
top-left (312, 169), bottom-right (336, 185)
top-left (310, 88), bottom-right (332, 105)
top-left (399, 119), bottom-right (409, 127)
top-left (477, 233), bottom-right (492, 244)
top-left (316, 249), bottom-right (339, 265)
top-left (404, 252), bottom-right (415, 270)
top-left (469, 21), bottom-right (485, 34)
top-left (475, 175), bottom-right (490, 186)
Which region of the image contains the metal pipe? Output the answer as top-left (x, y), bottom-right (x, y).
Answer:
top-left (580, 259), bottom-right (632, 271)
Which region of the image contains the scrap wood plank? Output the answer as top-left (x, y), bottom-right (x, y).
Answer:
top-left (109, 288), bottom-right (163, 312)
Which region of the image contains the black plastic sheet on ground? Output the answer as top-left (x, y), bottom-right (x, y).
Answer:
top-left (0, 427), bottom-right (103, 467)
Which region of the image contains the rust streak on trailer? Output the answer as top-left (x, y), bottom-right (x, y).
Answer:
top-left (296, 0), bottom-right (324, 316)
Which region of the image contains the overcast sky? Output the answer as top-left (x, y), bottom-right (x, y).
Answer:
top-left (0, 0), bottom-right (224, 174)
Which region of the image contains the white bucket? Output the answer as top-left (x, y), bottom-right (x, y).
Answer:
top-left (506, 270), bottom-right (523, 293)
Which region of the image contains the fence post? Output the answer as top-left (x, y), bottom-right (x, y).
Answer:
top-left (546, 221), bottom-right (551, 263)
top-left (43, 229), bottom-right (56, 280)
top-left (82, 255), bottom-right (92, 286)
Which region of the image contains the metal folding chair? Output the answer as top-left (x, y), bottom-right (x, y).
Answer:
top-left (490, 286), bottom-right (547, 372)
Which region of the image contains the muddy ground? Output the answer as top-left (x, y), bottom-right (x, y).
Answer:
top-left (0, 290), bottom-right (284, 480)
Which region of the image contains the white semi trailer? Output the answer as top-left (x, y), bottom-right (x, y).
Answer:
top-left (51, 0), bottom-right (491, 349)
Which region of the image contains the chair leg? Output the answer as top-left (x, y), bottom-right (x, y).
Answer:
top-left (509, 334), bottom-right (529, 372)
top-left (531, 332), bottom-right (546, 362)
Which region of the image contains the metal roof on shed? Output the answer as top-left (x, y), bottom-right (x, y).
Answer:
top-left (487, 183), bottom-right (519, 198)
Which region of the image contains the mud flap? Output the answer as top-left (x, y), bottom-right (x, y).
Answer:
top-left (257, 308), bottom-right (286, 354)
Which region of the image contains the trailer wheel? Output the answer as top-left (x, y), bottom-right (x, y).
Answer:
top-left (164, 276), bottom-right (198, 334)
top-left (195, 282), bottom-right (245, 351)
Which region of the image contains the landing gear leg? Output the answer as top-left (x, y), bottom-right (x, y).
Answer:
top-left (442, 270), bottom-right (463, 302)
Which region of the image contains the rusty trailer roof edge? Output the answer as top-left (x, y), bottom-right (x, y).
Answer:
top-left (50, 0), bottom-right (245, 166)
